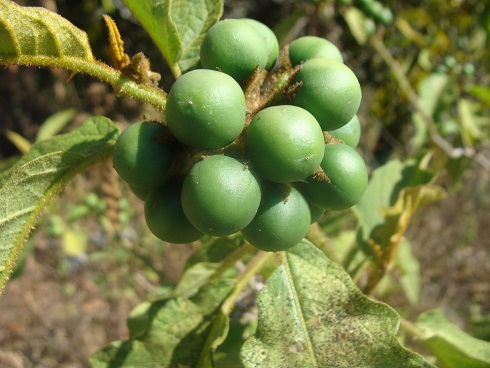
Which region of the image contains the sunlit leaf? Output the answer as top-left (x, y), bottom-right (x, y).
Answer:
top-left (0, 0), bottom-right (94, 63)
top-left (395, 239), bottom-right (421, 305)
top-left (122, 0), bottom-right (223, 78)
top-left (90, 279), bottom-right (235, 367)
top-left (240, 240), bottom-right (434, 368)
top-left (417, 309), bottom-right (490, 368)
top-left (0, 116), bottom-right (119, 293)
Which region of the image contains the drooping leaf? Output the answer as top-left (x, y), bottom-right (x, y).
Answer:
top-left (90, 279), bottom-right (235, 368)
top-left (0, 116), bottom-right (119, 293)
top-left (353, 158), bottom-right (435, 246)
top-left (0, 0), bottom-right (94, 62)
top-left (417, 309), bottom-right (490, 368)
top-left (122, 0), bottom-right (223, 78)
top-left (240, 239), bottom-right (434, 368)
top-left (367, 184), bottom-right (446, 264)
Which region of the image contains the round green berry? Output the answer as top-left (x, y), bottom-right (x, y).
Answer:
top-left (241, 183), bottom-right (311, 252)
top-left (247, 105), bottom-right (325, 183)
top-left (298, 143), bottom-right (368, 211)
top-left (166, 69), bottom-right (246, 149)
top-left (182, 155), bottom-right (262, 236)
top-left (242, 18), bottom-right (279, 70)
top-left (128, 184), bottom-right (150, 200)
top-left (293, 58), bottom-right (362, 131)
top-left (200, 19), bottom-right (269, 81)
top-left (328, 115), bottom-right (361, 148)
top-left (308, 202), bottom-right (325, 224)
top-left (145, 180), bottom-right (203, 244)
top-left (113, 121), bottom-right (174, 190)
top-left (288, 36), bottom-right (343, 66)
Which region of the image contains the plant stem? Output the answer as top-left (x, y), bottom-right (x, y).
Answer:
top-left (220, 248), bottom-right (274, 316)
top-left (399, 317), bottom-right (427, 341)
top-left (1, 56), bottom-right (168, 110)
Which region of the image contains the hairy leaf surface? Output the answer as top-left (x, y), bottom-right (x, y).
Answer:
top-left (0, 0), bottom-right (94, 62)
top-left (240, 240), bottom-right (434, 368)
top-left (122, 0), bottom-right (223, 77)
top-left (0, 117), bottom-right (119, 293)
top-left (417, 309), bottom-right (490, 368)
top-left (90, 279), bottom-right (234, 367)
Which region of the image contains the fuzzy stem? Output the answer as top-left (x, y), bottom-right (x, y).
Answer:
top-left (1, 56), bottom-right (168, 110)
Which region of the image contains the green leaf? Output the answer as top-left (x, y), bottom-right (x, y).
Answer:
top-left (458, 98), bottom-right (489, 146)
top-left (0, 0), bottom-right (94, 61)
top-left (240, 239), bottom-right (434, 368)
top-left (353, 158), bottom-right (439, 255)
top-left (90, 279), bottom-right (235, 368)
top-left (417, 309), bottom-right (490, 368)
top-left (122, 0), bottom-right (223, 78)
top-left (185, 236), bottom-right (244, 270)
top-left (0, 0), bottom-right (168, 110)
top-left (0, 116), bottom-right (119, 292)
top-left (395, 239), bottom-right (421, 305)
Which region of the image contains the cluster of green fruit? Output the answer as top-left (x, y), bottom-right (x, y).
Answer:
top-left (112, 18), bottom-right (368, 252)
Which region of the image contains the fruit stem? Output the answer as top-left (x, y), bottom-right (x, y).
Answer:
top-left (220, 247), bottom-right (274, 316)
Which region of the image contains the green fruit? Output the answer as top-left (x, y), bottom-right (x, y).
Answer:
top-left (166, 69), bottom-right (246, 149)
top-left (288, 36), bottom-right (343, 66)
top-left (200, 19), bottom-right (269, 81)
top-left (242, 18), bottom-right (279, 70)
top-left (145, 180), bottom-right (203, 244)
top-left (298, 143), bottom-right (368, 211)
top-left (129, 184), bottom-right (150, 200)
top-left (247, 105), bottom-right (325, 183)
top-left (182, 155), bottom-right (262, 236)
top-left (113, 121), bottom-right (174, 190)
top-left (328, 115), bottom-right (361, 148)
top-left (293, 58), bottom-right (362, 131)
top-left (308, 202), bottom-right (325, 224)
top-left (241, 183), bottom-right (311, 252)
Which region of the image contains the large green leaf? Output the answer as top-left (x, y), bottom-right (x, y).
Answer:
top-left (0, 0), bottom-right (93, 62)
top-left (0, 116), bottom-right (119, 293)
top-left (240, 240), bottom-right (434, 368)
top-left (122, 0), bottom-right (223, 78)
top-left (90, 279), bottom-right (234, 367)
top-left (417, 309), bottom-right (490, 368)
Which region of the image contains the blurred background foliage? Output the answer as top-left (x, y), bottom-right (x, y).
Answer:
top-left (0, 0), bottom-right (489, 366)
